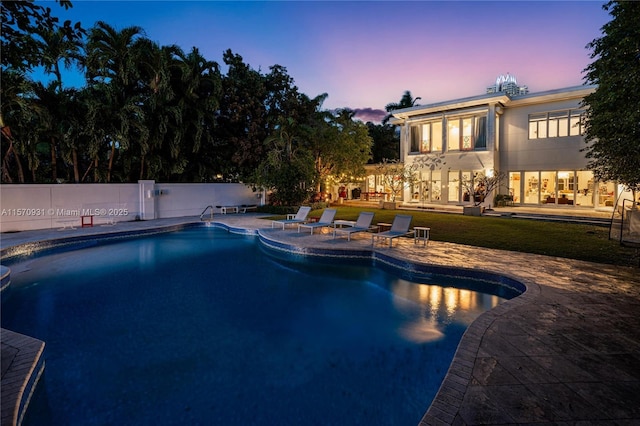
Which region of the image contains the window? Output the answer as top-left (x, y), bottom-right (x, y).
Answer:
top-left (410, 126), bottom-right (420, 153)
top-left (447, 115), bottom-right (487, 150)
top-left (447, 119), bottom-right (460, 150)
top-left (462, 118), bottom-right (473, 149)
top-left (421, 123), bottom-right (430, 152)
top-left (529, 109), bottom-right (584, 139)
top-left (570, 110), bottom-right (584, 136)
top-left (410, 120), bottom-right (443, 153)
top-left (475, 116), bottom-right (487, 148)
top-left (529, 113), bottom-right (547, 138)
top-left (432, 121), bottom-right (443, 151)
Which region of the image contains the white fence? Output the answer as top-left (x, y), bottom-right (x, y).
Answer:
top-left (0, 181), bottom-right (263, 232)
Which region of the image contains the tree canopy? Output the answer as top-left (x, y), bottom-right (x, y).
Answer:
top-left (582, 0), bottom-right (640, 198)
top-left (2, 1), bottom-right (411, 205)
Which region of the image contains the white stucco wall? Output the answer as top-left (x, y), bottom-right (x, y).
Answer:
top-left (0, 182), bottom-right (261, 232)
top-left (499, 98), bottom-right (589, 171)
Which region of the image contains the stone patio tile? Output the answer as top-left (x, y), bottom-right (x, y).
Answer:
top-left (524, 382), bottom-right (604, 421)
top-left (471, 357), bottom-right (519, 386)
top-left (458, 385), bottom-right (515, 425)
top-left (566, 380), bottom-right (640, 419)
top-left (483, 383), bottom-right (559, 423)
top-left (529, 355), bottom-right (599, 383)
top-left (496, 355), bottom-right (560, 384)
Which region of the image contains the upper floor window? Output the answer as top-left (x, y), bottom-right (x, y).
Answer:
top-left (410, 121), bottom-right (443, 153)
top-left (529, 109), bottom-right (584, 139)
top-left (447, 115), bottom-right (486, 151)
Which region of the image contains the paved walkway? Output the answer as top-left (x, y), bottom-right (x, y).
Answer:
top-left (1, 214), bottom-right (639, 425)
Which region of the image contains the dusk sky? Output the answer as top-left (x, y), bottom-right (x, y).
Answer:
top-left (42, 1), bottom-right (610, 122)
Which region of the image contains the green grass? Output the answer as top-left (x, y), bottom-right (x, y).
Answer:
top-left (268, 206), bottom-right (639, 267)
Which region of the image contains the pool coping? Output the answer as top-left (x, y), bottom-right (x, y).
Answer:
top-left (1, 220), bottom-right (527, 425)
top-left (2, 217), bottom-right (639, 425)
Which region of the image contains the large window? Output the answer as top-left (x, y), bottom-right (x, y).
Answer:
top-left (448, 171), bottom-right (460, 202)
top-left (410, 126), bottom-right (420, 153)
top-left (509, 172), bottom-right (521, 204)
top-left (447, 115), bottom-right (486, 150)
top-left (410, 121), bottom-right (443, 153)
top-left (529, 109), bottom-right (584, 139)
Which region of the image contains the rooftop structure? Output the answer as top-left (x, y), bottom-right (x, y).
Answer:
top-left (486, 73), bottom-right (529, 96)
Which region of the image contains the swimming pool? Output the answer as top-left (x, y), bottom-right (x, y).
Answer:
top-left (2, 226), bottom-right (519, 425)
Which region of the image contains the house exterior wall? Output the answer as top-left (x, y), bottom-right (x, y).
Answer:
top-left (499, 93), bottom-right (590, 172)
top-left (388, 85), bottom-right (612, 209)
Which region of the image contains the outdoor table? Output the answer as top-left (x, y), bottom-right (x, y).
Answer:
top-left (414, 226), bottom-right (431, 246)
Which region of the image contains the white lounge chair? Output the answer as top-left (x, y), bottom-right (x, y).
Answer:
top-left (332, 212), bottom-right (375, 241)
top-left (298, 208), bottom-right (337, 235)
top-left (272, 206), bottom-right (312, 229)
top-left (372, 214), bottom-right (414, 247)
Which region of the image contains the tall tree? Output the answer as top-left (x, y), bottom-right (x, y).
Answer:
top-left (1, 70), bottom-right (31, 183)
top-left (36, 24), bottom-right (84, 86)
top-left (1, 0), bottom-right (84, 183)
top-left (582, 1), bottom-right (640, 200)
top-left (34, 24), bottom-right (84, 181)
top-left (216, 50), bottom-right (267, 179)
top-left (383, 90), bottom-right (421, 124)
top-left (314, 108), bottom-right (372, 193)
top-left (134, 40), bottom-right (181, 181)
top-left (1, 0), bottom-right (83, 73)
top-left (85, 21), bottom-right (147, 182)
top-left (59, 87), bottom-right (87, 183)
top-left (367, 121), bottom-right (399, 163)
top-left (169, 47), bottom-right (221, 181)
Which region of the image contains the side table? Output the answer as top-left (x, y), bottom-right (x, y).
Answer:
top-left (414, 226), bottom-right (430, 246)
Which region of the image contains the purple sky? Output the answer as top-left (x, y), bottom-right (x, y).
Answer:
top-left (41, 0), bottom-right (609, 122)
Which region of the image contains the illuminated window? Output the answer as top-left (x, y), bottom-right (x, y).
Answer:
top-left (529, 109), bottom-right (584, 139)
top-left (421, 123), bottom-right (431, 152)
top-left (410, 120), bottom-right (443, 154)
top-left (432, 121), bottom-right (443, 151)
top-left (447, 115), bottom-right (486, 150)
top-left (570, 110), bottom-right (584, 136)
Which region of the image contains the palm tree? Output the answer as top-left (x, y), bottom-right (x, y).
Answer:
top-left (37, 26), bottom-right (84, 88)
top-left (85, 21), bottom-right (146, 182)
top-left (32, 81), bottom-right (65, 181)
top-left (59, 87), bottom-right (86, 183)
top-left (0, 70), bottom-right (32, 183)
top-left (35, 25), bottom-right (84, 181)
top-left (170, 46), bottom-right (221, 181)
top-left (133, 39), bottom-right (179, 180)
top-left (382, 90), bottom-right (421, 124)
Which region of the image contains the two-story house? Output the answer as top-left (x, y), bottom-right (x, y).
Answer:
top-left (385, 77), bottom-right (617, 210)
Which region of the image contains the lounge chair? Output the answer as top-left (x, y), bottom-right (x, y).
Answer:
top-left (298, 208), bottom-right (337, 234)
top-left (332, 212), bottom-right (375, 241)
top-left (371, 214), bottom-right (414, 247)
top-left (272, 206), bottom-right (312, 229)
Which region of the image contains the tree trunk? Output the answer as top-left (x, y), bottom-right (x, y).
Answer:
top-left (82, 158), bottom-right (99, 182)
top-left (0, 119), bottom-right (16, 182)
top-left (51, 138), bottom-right (58, 182)
top-left (72, 149), bottom-right (80, 183)
top-left (107, 143), bottom-right (115, 182)
top-left (139, 155), bottom-right (145, 180)
top-left (1, 138), bottom-right (25, 183)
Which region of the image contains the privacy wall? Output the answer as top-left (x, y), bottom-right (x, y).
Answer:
top-left (0, 182), bottom-right (262, 232)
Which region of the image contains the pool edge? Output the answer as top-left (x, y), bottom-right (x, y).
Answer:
top-left (1, 219), bottom-right (534, 426)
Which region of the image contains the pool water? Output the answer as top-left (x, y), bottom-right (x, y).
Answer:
top-left (2, 227), bottom-right (514, 425)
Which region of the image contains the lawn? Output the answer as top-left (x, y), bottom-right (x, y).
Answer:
top-left (283, 206), bottom-right (639, 267)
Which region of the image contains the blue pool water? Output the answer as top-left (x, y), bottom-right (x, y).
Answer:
top-left (2, 227), bottom-right (517, 425)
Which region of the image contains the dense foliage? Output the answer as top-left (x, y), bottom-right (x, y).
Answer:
top-left (583, 0), bottom-right (640, 199)
top-left (1, 1), bottom-right (391, 206)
